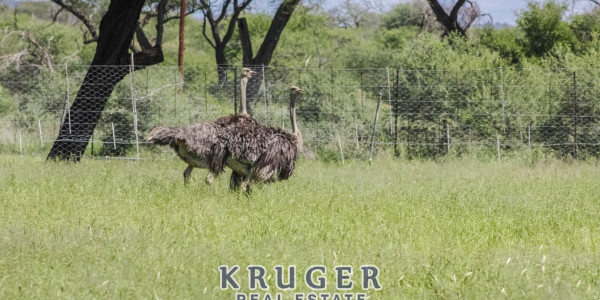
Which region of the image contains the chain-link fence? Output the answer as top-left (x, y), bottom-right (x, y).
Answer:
top-left (1, 64), bottom-right (599, 161)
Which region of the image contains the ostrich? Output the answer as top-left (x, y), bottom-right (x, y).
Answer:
top-left (147, 67), bottom-right (258, 184)
top-left (224, 85), bottom-right (304, 192)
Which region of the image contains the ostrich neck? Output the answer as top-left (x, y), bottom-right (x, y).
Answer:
top-left (240, 77), bottom-right (248, 114)
top-left (290, 94), bottom-right (299, 135)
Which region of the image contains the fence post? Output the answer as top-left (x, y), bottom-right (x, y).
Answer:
top-left (386, 67), bottom-right (393, 137)
top-left (111, 122), bottom-right (117, 150)
top-left (572, 71), bottom-right (578, 159)
top-left (336, 132), bottom-right (344, 165)
top-left (355, 123), bottom-right (360, 150)
top-left (174, 68), bottom-right (178, 117)
top-left (497, 135), bottom-right (501, 164)
top-left (394, 67), bottom-right (400, 157)
top-left (468, 127), bottom-right (472, 155)
top-left (233, 67), bottom-right (238, 114)
top-left (360, 71), bottom-right (364, 115)
top-left (130, 53), bottom-right (140, 162)
top-left (19, 130), bottom-right (22, 157)
top-left (369, 91), bottom-right (383, 162)
top-left (204, 68), bottom-right (208, 117)
top-left (38, 120), bottom-right (44, 149)
top-left (330, 68), bottom-right (334, 112)
top-left (446, 124), bottom-right (451, 153)
top-left (528, 123), bottom-right (531, 153)
top-left (91, 133), bottom-right (94, 156)
top-left (500, 66), bottom-right (506, 132)
top-left (65, 65), bottom-right (72, 134)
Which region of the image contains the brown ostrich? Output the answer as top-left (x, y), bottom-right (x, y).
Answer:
top-left (147, 67), bottom-right (258, 184)
top-left (224, 86), bottom-right (304, 192)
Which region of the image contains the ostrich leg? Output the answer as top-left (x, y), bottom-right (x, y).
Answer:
top-left (206, 172), bottom-right (215, 184)
top-left (230, 172), bottom-right (245, 190)
top-left (183, 165), bottom-right (193, 185)
top-left (240, 169), bottom-right (254, 193)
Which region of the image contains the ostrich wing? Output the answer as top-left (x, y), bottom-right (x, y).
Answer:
top-left (254, 132), bottom-right (299, 180)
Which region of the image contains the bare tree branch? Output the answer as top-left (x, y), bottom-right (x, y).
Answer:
top-left (51, 7), bottom-right (65, 26)
top-left (50, 0), bottom-right (99, 42)
top-left (427, 0), bottom-right (483, 37)
top-left (202, 14), bottom-right (216, 49)
top-left (155, 0), bottom-right (167, 46)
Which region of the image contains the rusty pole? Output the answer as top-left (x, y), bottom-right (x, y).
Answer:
top-left (178, 0), bottom-right (186, 86)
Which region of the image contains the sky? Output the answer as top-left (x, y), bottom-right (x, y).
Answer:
top-left (317, 0), bottom-right (596, 26)
top-left (472, 0), bottom-right (594, 25)
top-left (7, 0), bottom-right (598, 26)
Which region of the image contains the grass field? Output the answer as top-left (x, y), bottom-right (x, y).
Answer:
top-left (0, 154), bottom-right (599, 299)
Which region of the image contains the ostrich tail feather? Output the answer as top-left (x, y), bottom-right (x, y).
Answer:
top-left (147, 126), bottom-right (181, 146)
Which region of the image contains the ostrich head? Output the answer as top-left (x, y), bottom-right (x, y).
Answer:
top-left (240, 68), bottom-right (256, 115)
top-left (290, 86), bottom-right (303, 150)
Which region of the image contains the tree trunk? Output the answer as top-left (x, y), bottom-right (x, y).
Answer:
top-left (237, 0), bottom-right (301, 114)
top-left (215, 45), bottom-right (229, 84)
top-left (47, 0), bottom-right (163, 161)
top-left (426, 0), bottom-right (467, 37)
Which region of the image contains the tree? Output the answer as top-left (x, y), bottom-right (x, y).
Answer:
top-left (237, 0), bottom-right (301, 113)
top-left (426, 0), bottom-right (482, 37)
top-left (328, 0), bottom-right (374, 28)
top-left (570, 6), bottom-right (600, 46)
top-left (47, 0), bottom-right (166, 161)
top-left (517, 1), bottom-right (577, 57)
top-left (383, 1), bottom-right (426, 29)
top-left (198, 0), bottom-right (252, 83)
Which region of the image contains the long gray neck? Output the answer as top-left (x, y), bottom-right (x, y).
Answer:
top-left (290, 93), bottom-right (299, 134)
top-left (240, 77), bottom-right (248, 114)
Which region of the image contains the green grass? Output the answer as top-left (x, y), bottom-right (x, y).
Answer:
top-left (0, 155), bottom-right (599, 299)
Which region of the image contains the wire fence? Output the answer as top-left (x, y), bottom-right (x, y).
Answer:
top-left (1, 64), bottom-right (599, 161)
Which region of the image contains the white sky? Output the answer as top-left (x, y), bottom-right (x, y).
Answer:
top-left (317, 0), bottom-right (597, 25)
top-left (11, 0), bottom-right (598, 26)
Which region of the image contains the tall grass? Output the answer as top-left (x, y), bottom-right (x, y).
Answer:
top-left (0, 155), bottom-right (599, 299)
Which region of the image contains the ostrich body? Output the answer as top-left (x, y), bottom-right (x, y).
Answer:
top-left (147, 68), bottom-right (257, 184)
top-left (224, 86), bottom-right (304, 191)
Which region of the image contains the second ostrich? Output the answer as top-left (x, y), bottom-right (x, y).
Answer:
top-left (147, 68), bottom-right (258, 184)
top-left (224, 86), bottom-right (304, 192)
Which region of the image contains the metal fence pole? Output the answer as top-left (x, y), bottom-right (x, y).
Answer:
top-left (497, 135), bottom-right (501, 164)
top-left (65, 65), bottom-right (72, 134)
top-left (355, 123), bottom-right (360, 150)
top-left (446, 124), bottom-right (451, 153)
top-left (369, 91), bottom-right (383, 162)
top-left (528, 123), bottom-right (531, 153)
top-left (573, 71), bottom-right (578, 159)
top-left (111, 122), bottom-right (117, 150)
top-left (233, 67), bottom-right (238, 114)
top-left (386, 67), bottom-right (393, 137)
top-left (336, 132), bottom-right (344, 164)
top-left (130, 53), bottom-right (140, 162)
top-left (500, 66), bottom-right (506, 132)
top-left (394, 67), bottom-right (400, 157)
top-left (38, 120), bottom-right (44, 149)
top-left (19, 130), bottom-right (22, 157)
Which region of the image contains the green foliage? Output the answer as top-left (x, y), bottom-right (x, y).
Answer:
top-left (517, 1), bottom-right (578, 57)
top-left (382, 2), bottom-right (424, 29)
top-left (478, 27), bottom-right (524, 64)
top-left (570, 7), bottom-right (600, 47)
top-left (535, 49), bottom-right (600, 158)
top-left (375, 26), bottom-right (419, 49)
